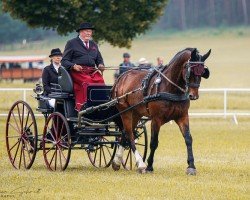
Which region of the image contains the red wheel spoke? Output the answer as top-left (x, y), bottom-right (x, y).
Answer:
top-left (54, 146), bottom-right (58, 170)
top-left (24, 110), bottom-right (30, 129)
top-left (16, 104), bottom-right (23, 133)
top-left (99, 146), bottom-right (102, 167)
top-left (58, 147), bottom-right (67, 161)
top-left (44, 144), bottom-right (56, 155)
top-left (58, 146), bottom-right (62, 169)
top-left (52, 121), bottom-right (58, 140)
top-left (103, 144), bottom-right (112, 157)
top-left (11, 111), bottom-right (21, 134)
top-left (57, 134), bottom-right (67, 144)
top-left (18, 140), bottom-right (23, 169)
top-left (21, 137), bottom-right (35, 151)
top-left (8, 140), bottom-right (20, 152)
top-left (60, 143), bottom-right (69, 149)
top-left (101, 147), bottom-right (107, 166)
top-left (13, 139), bottom-right (21, 165)
top-left (26, 122), bottom-right (34, 130)
top-left (49, 150), bottom-right (56, 167)
top-left (21, 104), bottom-right (25, 131)
top-left (129, 149), bottom-right (132, 169)
top-left (59, 122), bottom-right (65, 137)
top-left (22, 141), bottom-right (27, 168)
top-left (8, 122), bottom-right (20, 135)
top-left (23, 141), bottom-right (32, 162)
top-left (93, 149), bottom-right (98, 164)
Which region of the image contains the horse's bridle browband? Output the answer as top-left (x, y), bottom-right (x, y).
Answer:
top-left (185, 60), bottom-right (205, 89)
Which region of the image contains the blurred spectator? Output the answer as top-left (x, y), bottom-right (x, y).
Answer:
top-left (157, 57), bottom-right (164, 67)
top-left (1, 63), bottom-right (6, 70)
top-left (114, 52), bottom-right (135, 80)
top-left (138, 57), bottom-right (151, 68)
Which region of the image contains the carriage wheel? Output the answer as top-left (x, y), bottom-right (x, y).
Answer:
top-left (87, 136), bottom-right (117, 168)
top-left (122, 120), bottom-right (148, 170)
top-left (6, 100), bottom-right (38, 169)
top-left (42, 112), bottom-right (71, 171)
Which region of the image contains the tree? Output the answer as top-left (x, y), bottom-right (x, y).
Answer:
top-left (0, 1), bottom-right (56, 45)
top-left (2, 0), bottom-right (168, 48)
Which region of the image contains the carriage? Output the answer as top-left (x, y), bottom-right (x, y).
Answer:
top-left (5, 67), bottom-right (149, 171)
top-left (6, 48), bottom-right (211, 175)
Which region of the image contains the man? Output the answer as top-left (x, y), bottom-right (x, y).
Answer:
top-left (61, 22), bottom-right (105, 111)
top-left (114, 53), bottom-right (135, 80)
top-left (42, 48), bottom-right (62, 107)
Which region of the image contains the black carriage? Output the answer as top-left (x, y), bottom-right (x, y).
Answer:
top-left (5, 67), bottom-right (148, 171)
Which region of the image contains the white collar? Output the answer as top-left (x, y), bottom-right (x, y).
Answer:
top-left (52, 62), bottom-right (60, 72)
top-left (79, 36), bottom-right (90, 45)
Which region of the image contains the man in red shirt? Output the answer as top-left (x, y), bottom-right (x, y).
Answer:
top-left (61, 22), bottom-right (105, 111)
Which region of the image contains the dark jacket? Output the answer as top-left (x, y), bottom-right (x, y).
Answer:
top-left (61, 37), bottom-right (104, 70)
top-left (42, 64), bottom-right (59, 95)
top-left (118, 62), bottom-right (135, 76)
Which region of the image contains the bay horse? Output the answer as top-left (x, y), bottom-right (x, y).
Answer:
top-left (111, 48), bottom-right (211, 175)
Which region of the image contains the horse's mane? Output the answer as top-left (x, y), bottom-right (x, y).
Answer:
top-left (168, 48), bottom-right (194, 66)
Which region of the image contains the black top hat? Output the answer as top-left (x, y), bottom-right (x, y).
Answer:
top-left (76, 22), bottom-right (95, 32)
top-left (49, 48), bottom-right (62, 57)
top-left (123, 53), bottom-right (130, 58)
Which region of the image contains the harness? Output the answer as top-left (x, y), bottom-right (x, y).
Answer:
top-left (78, 60), bottom-right (205, 121)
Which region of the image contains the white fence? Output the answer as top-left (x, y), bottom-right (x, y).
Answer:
top-left (0, 88), bottom-right (250, 124)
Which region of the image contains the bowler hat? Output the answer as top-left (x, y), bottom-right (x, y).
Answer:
top-left (123, 53), bottom-right (130, 58)
top-left (49, 48), bottom-right (62, 57)
top-left (76, 22), bottom-right (95, 32)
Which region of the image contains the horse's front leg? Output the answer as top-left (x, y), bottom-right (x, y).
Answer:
top-left (146, 119), bottom-right (161, 173)
top-left (176, 115), bottom-right (196, 175)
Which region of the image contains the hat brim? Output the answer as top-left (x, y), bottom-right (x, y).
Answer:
top-left (76, 27), bottom-right (95, 32)
top-left (49, 53), bottom-right (63, 58)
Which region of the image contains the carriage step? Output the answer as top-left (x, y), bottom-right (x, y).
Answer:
top-left (77, 130), bottom-right (121, 136)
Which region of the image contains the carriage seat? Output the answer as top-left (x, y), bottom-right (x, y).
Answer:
top-left (48, 67), bottom-right (74, 99)
top-left (58, 67), bottom-right (73, 93)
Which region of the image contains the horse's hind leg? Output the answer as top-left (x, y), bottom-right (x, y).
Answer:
top-left (146, 119), bottom-right (161, 173)
top-left (175, 116), bottom-right (196, 175)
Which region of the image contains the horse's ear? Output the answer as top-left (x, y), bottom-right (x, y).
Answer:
top-left (202, 49), bottom-right (211, 62)
top-left (191, 48), bottom-right (197, 60)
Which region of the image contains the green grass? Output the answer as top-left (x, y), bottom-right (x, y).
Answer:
top-left (0, 27), bottom-right (250, 199)
top-left (0, 118), bottom-right (249, 199)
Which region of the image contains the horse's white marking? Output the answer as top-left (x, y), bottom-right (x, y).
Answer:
top-left (134, 150), bottom-right (146, 169)
top-left (113, 145), bottom-right (124, 166)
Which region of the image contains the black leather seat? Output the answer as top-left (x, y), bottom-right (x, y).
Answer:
top-left (58, 67), bottom-right (73, 93)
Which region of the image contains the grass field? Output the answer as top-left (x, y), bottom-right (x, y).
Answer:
top-left (0, 27), bottom-right (250, 199)
top-left (0, 118), bottom-right (249, 199)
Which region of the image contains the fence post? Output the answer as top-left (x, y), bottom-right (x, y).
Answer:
top-left (23, 89), bottom-right (26, 102)
top-left (224, 89), bottom-right (227, 118)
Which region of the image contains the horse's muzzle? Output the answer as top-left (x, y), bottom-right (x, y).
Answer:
top-left (189, 93), bottom-right (199, 100)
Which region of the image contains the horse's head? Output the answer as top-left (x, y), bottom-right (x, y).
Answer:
top-left (185, 48), bottom-right (211, 100)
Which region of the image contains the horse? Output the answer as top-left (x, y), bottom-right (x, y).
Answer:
top-left (111, 48), bottom-right (211, 175)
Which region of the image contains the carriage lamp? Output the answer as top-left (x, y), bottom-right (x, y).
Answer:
top-left (33, 83), bottom-right (44, 95)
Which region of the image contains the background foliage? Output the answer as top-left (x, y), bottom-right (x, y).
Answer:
top-left (2, 0), bottom-right (168, 47)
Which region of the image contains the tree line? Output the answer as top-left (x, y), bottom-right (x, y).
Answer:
top-left (157, 0), bottom-right (250, 30)
top-left (0, 0), bottom-right (249, 46)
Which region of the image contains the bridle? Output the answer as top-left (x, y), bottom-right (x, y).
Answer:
top-left (185, 60), bottom-right (205, 88)
top-left (152, 59), bottom-right (205, 94)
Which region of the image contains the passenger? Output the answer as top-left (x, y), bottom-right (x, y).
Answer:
top-left (61, 22), bottom-right (105, 111)
top-left (42, 48), bottom-right (62, 107)
top-left (114, 53), bottom-right (135, 80)
top-left (157, 57), bottom-right (164, 67)
top-left (138, 57), bottom-right (151, 68)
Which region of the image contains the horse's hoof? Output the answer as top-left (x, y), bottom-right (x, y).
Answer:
top-left (112, 161), bottom-right (120, 171)
top-left (137, 168), bottom-right (146, 174)
top-left (146, 166), bottom-right (154, 173)
top-left (186, 168), bottom-right (197, 175)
